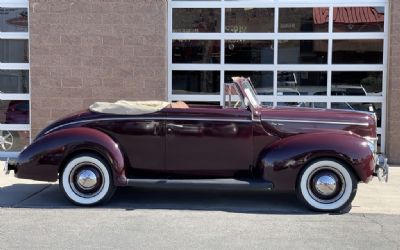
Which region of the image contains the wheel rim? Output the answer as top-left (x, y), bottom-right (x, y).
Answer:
top-left (0, 131), bottom-right (13, 151)
top-left (306, 167), bottom-right (346, 204)
top-left (69, 162), bottom-right (105, 198)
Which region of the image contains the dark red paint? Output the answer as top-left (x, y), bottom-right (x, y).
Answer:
top-left (11, 78), bottom-right (377, 191)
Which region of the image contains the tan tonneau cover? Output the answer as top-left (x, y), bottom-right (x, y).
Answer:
top-left (89, 100), bottom-right (170, 115)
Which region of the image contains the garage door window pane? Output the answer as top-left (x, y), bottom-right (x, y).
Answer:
top-left (225, 71), bottom-right (273, 95)
top-left (0, 70), bottom-right (29, 93)
top-left (278, 40), bottom-right (328, 64)
top-left (0, 8), bottom-right (28, 32)
top-left (278, 71), bottom-right (327, 96)
top-left (279, 8), bottom-right (329, 32)
top-left (332, 71), bottom-right (382, 96)
top-left (332, 40), bottom-right (383, 64)
top-left (173, 40), bottom-right (220, 64)
top-left (225, 8), bottom-right (274, 33)
top-left (0, 130), bottom-right (29, 152)
top-left (0, 100), bottom-right (29, 124)
top-left (0, 40), bottom-right (29, 63)
top-left (278, 102), bottom-right (327, 108)
top-left (333, 7), bottom-right (384, 32)
top-left (332, 102), bottom-right (382, 127)
top-left (172, 71), bottom-right (220, 95)
top-left (173, 9), bottom-right (221, 33)
top-left (225, 40), bottom-right (274, 64)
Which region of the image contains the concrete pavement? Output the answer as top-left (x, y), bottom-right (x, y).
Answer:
top-left (1, 167), bottom-right (399, 213)
top-left (0, 167), bottom-right (399, 249)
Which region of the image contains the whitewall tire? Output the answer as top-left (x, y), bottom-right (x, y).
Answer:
top-left (60, 154), bottom-right (116, 206)
top-left (297, 159), bottom-right (357, 212)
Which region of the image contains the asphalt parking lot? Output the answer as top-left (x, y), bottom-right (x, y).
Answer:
top-left (1, 168), bottom-right (400, 250)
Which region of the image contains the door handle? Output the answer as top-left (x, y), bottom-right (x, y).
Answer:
top-left (166, 124), bottom-right (184, 132)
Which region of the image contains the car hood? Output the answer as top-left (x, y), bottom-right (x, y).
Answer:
top-left (258, 106), bottom-right (377, 138)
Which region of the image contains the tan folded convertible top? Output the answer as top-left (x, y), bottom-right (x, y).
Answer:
top-left (89, 100), bottom-right (171, 115)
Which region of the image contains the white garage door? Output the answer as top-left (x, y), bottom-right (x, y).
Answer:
top-left (168, 0), bottom-right (388, 152)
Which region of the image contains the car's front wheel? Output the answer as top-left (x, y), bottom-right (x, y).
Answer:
top-left (60, 154), bottom-right (116, 206)
top-left (297, 159), bottom-right (357, 213)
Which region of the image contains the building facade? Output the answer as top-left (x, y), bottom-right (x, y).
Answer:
top-left (0, 0), bottom-right (399, 163)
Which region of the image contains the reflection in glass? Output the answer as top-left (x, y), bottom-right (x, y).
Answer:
top-left (332, 102), bottom-right (382, 126)
top-left (279, 8), bottom-right (329, 32)
top-left (224, 83), bottom-right (243, 108)
top-left (0, 70), bottom-right (29, 93)
top-left (262, 102), bottom-right (273, 106)
top-left (278, 102), bottom-right (327, 108)
top-left (332, 71), bottom-right (382, 96)
top-left (0, 100), bottom-right (29, 124)
top-left (172, 71), bottom-right (220, 95)
top-left (278, 71), bottom-right (327, 96)
top-left (225, 40), bottom-right (274, 64)
top-left (333, 7), bottom-right (384, 32)
top-left (225, 8), bottom-right (274, 33)
top-left (173, 40), bottom-right (220, 64)
top-left (0, 130), bottom-right (29, 152)
top-left (332, 40), bottom-right (383, 64)
top-left (0, 8), bottom-right (28, 32)
top-left (225, 71), bottom-right (273, 95)
top-left (0, 40), bottom-right (29, 63)
top-left (278, 40), bottom-right (327, 64)
top-left (173, 8), bottom-right (221, 33)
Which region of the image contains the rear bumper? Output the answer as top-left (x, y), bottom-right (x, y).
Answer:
top-left (374, 153), bottom-right (389, 182)
top-left (1, 158), bottom-right (17, 175)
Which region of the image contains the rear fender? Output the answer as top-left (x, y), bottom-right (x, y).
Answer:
top-left (16, 127), bottom-right (126, 185)
top-left (258, 131), bottom-right (375, 191)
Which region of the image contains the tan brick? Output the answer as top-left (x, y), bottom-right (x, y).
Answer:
top-left (103, 35), bottom-right (123, 46)
top-left (30, 0), bottom-right (167, 137)
top-left (48, 2), bottom-right (71, 13)
top-left (70, 2), bottom-right (91, 14)
top-left (62, 77), bottom-right (83, 88)
top-left (92, 45), bottom-right (114, 57)
top-left (61, 35), bottom-right (82, 45)
top-left (50, 67), bottom-right (72, 79)
top-left (387, 2), bottom-right (400, 163)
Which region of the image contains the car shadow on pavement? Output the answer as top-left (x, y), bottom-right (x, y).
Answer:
top-left (0, 183), bottom-right (330, 215)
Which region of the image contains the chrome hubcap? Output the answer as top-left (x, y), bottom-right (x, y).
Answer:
top-left (76, 169), bottom-right (98, 190)
top-left (307, 167), bottom-right (345, 204)
top-left (69, 162), bottom-right (104, 198)
top-left (314, 174), bottom-right (338, 196)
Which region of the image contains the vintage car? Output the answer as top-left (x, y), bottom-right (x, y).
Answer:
top-left (3, 77), bottom-right (388, 212)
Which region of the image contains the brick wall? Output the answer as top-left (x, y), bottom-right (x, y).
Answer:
top-left (388, 0), bottom-right (400, 163)
top-left (29, 0), bottom-right (167, 136)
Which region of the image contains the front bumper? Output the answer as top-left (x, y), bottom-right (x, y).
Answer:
top-left (374, 154), bottom-right (389, 182)
top-left (1, 158), bottom-right (17, 175)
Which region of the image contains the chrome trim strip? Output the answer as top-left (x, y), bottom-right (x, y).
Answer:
top-left (262, 119), bottom-right (369, 126)
top-left (45, 117), bottom-right (253, 135)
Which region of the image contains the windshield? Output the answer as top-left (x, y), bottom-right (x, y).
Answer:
top-left (242, 79), bottom-right (261, 108)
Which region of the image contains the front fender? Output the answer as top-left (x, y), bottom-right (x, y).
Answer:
top-left (16, 127), bottom-right (126, 185)
top-left (258, 131), bottom-right (375, 191)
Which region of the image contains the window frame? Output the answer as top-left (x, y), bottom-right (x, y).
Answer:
top-left (168, 0), bottom-right (388, 152)
top-left (0, 0), bottom-right (29, 158)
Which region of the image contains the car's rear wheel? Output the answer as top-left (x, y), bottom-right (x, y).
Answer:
top-left (60, 154), bottom-right (116, 206)
top-left (297, 159), bottom-right (357, 213)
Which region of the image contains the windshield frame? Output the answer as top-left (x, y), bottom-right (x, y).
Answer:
top-left (236, 78), bottom-right (261, 108)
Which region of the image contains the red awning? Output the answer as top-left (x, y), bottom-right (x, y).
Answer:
top-left (313, 7), bottom-right (384, 25)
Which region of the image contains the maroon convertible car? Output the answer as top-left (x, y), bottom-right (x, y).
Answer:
top-left (4, 77), bottom-right (388, 212)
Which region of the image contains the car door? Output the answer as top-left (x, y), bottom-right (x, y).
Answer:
top-left (164, 107), bottom-right (253, 177)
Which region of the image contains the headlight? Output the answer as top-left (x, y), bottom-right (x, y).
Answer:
top-left (364, 137), bottom-right (378, 153)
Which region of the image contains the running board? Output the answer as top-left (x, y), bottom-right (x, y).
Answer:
top-left (126, 178), bottom-right (273, 191)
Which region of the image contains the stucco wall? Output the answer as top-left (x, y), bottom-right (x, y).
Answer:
top-left (29, 0), bottom-right (167, 136)
top-left (387, 0), bottom-right (400, 164)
